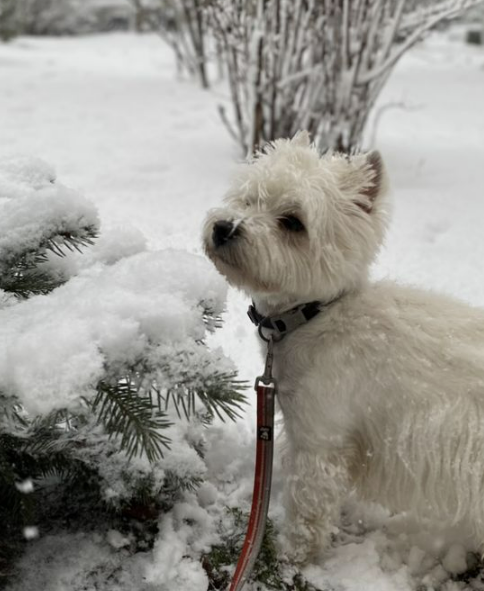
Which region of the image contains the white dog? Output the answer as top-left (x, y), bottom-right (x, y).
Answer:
top-left (203, 131), bottom-right (484, 564)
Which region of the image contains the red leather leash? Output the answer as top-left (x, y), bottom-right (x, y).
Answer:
top-left (229, 337), bottom-right (277, 591)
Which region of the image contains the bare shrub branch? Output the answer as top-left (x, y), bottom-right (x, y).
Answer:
top-left (208, 0), bottom-right (484, 155)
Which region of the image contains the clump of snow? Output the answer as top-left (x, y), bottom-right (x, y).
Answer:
top-left (196, 482), bottom-right (218, 508)
top-left (5, 532), bottom-right (148, 591)
top-left (0, 248), bottom-right (228, 415)
top-left (298, 500), bottom-right (482, 591)
top-left (144, 501), bottom-right (218, 590)
top-left (86, 225), bottom-right (147, 265)
top-left (0, 155), bottom-right (99, 277)
top-left (407, 544), bottom-right (427, 575)
top-left (0, 155), bottom-right (56, 197)
top-left (442, 544), bottom-right (468, 575)
top-left (106, 530), bottom-right (130, 550)
top-left (43, 225), bottom-right (148, 280)
top-left (15, 479), bottom-right (34, 494)
top-left (75, 412), bottom-right (208, 508)
top-left (22, 527), bottom-right (39, 541)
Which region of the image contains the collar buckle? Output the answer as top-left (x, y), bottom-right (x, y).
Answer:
top-left (247, 294), bottom-right (343, 341)
top-left (248, 300), bottom-right (326, 341)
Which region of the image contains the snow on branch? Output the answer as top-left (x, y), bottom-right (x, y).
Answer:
top-left (129, 0), bottom-right (211, 88)
top-left (0, 156), bottom-right (99, 297)
top-left (208, 0), bottom-right (484, 154)
top-left (0, 247), bottom-right (231, 416)
top-left (358, 0), bottom-right (484, 84)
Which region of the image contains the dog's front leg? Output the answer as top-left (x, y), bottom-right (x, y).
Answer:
top-left (280, 448), bottom-right (349, 564)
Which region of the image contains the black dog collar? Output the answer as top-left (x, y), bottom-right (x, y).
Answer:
top-left (248, 300), bottom-right (325, 342)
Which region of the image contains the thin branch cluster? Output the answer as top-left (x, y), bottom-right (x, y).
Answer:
top-left (131, 0), bottom-right (211, 88)
top-left (124, 0), bottom-right (481, 152)
top-left (207, 0), bottom-right (483, 154)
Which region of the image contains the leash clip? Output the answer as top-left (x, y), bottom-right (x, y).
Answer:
top-left (255, 336), bottom-right (277, 389)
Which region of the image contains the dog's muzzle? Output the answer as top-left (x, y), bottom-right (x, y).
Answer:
top-left (212, 220), bottom-right (240, 248)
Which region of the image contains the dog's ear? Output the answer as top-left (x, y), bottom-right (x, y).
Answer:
top-left (354, 151), bottom-right (385, 214)
top-left (337, 151), bottom-right (386, 214)
top-left (291, 130), bottom-right (311, 148)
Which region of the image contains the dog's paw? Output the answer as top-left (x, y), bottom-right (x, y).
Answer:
top-left (278, 532), bottom-right (311, 566)
top-left (278, 519), bottom-right (331, 566)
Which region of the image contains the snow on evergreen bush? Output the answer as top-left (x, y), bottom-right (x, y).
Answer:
top-left (0, 156), bottom-right (246, 588)
top-left (1, 245), bottom-right (233, 416)
top-left (0, 155), bottom-right (98, 293)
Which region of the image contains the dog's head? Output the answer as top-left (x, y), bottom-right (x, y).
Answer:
top-left (203, 132), bottom-right (390, 304)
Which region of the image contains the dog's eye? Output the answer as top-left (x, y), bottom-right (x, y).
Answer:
top-left (279, 215), bottom-right (305, 232)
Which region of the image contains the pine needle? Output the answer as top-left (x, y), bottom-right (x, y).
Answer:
top-left (93, 381), bottom-right (172, 462)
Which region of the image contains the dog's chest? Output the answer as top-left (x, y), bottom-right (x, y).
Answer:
top-left (269, 330), bottom-right (358, 447)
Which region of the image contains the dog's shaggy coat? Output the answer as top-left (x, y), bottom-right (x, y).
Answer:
top-left (203, 132), bottom-right (484, 563)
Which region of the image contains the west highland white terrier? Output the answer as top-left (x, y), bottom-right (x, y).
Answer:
top-left (203, 131), bottom-right (484, 564)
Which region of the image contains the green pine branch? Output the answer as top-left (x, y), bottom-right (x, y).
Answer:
top-left (92, 380), bottom-right (172, 462)
top-left (0, 431), bottom-right (85, 523)
top-left (194, 372), bottom-right (247, 422)
top-left (0, 393), bottom-right (29, 432)
top-left (200, 301), bottom-right (223, 332)
top-left (160, 371), bottom-right (247, 423)
top-left (204, 509), bottom-right (321, 591)
top-left (26, 407), bottom-right (80, 456)
top-left (45, 228), bottom-right (97, 257)
top-left (0, 249), bottom-right (64, 297)
top-left (0, 224), bottom-right (97, 298)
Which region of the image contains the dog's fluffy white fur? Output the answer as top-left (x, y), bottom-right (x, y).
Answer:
top-left (203, 131), bottom-right (484, 563)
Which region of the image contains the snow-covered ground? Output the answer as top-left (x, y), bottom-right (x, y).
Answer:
top-left (1, 30), bottom-right (484, 591)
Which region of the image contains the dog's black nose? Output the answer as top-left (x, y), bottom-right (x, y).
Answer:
top-left (213, 220), bottom-right (238, 248)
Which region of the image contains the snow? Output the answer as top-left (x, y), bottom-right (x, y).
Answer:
top-left (14, 479), bottom-right (34, 494)
top-left (106, 529), bottom-right (130, 549)
top-left (6, 532), bottom-right (146, 591)
top-left (22, 527), bottom-right (39, 541)
top-left (1, 29), bottom-right (484, 591)
top-left (442, 544), bottom-right (469, 575)
top-left (144, 502), bottom-right (218, 590)
top-left (0, 156), bottom-right (55, 194)
top-left (65, 413), bottom-right (209, 510)
top-left (0, 155), bottom-right (99, 278)
top-left (0, 244), bottom-right (228, 414)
